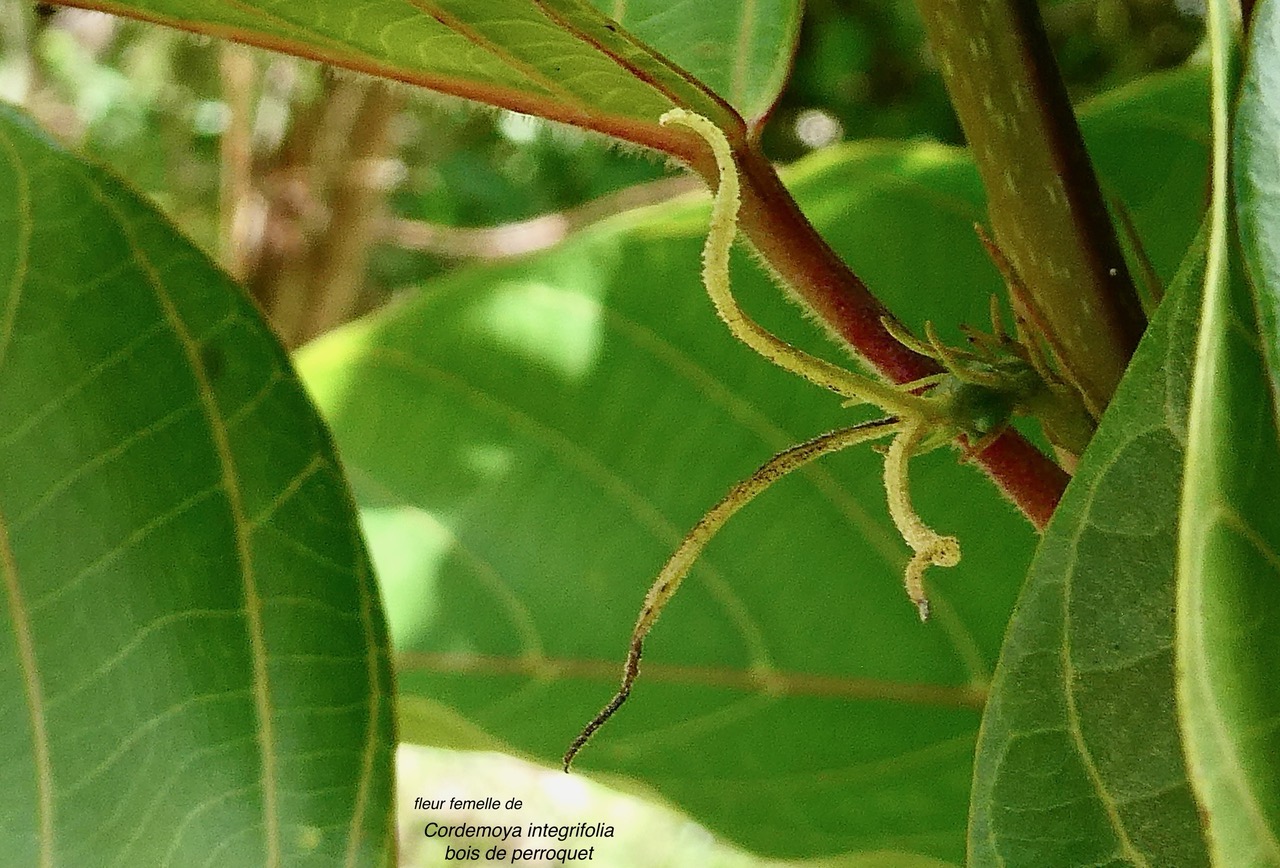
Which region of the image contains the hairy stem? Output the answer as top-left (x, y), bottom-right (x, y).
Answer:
top-left (663, 108), bottom-right (936, 417)
top-left (733, 146), bottom-right (935, 385)
top-left (912, 0), bottom-right (1146, 415)
top-left (675, 137), bottom-right (1070, 529)
top-left (58, 0), bottom-right (1069, 524)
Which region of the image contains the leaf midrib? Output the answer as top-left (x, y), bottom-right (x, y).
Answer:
top-left (729, 0), bottom-right (758, 110)
top-left (82, 175), bottom-right (282, 866)
top-left (0, 118), bottom-right (55, 868)
top-left (0, 509), bottom-right (53, 868)
top-left (64, 0), bottom-right (717, 156)
top-left (397, 649), bottom-right (988, 708)
top-left (1190, 503), bottom-right (1280, 860)
top-left (408, 0), bottom-right (586, 106)
top-left (345, 549), bottom-right (386, 867)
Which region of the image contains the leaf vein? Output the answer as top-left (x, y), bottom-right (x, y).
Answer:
top-left (0, 506), bottom-right (53, 868)
top-left (0, 114), bottom-right (32, 371)
top-left (83, 176), bottom-right (282, 867)
top-left (361, 346), bottom-right (778, 672)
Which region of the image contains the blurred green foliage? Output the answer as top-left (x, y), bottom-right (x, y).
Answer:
top-left (765, 0), bottom-right (1202, 159)
top-left (5, 1), bottom-right (1202, 291)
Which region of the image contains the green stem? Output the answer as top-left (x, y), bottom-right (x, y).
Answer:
top-left (913, 0), bottom-right (1147, 416)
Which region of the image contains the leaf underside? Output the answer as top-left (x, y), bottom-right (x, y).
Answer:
top-left (0, 105), bottom-right (395, 867)
top-left (296, 68), bottom-right (1209, 863)
top-left (64, 0), bottom-right (801, 144)
top-left (972, 12), bottom-right (1280, 864)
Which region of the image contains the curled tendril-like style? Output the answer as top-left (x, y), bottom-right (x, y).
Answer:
top-left (563, 108), bottom-right (1026, 771)
top-left (883, 418), bottom-right (961, 621)
top-left (562, 418), bottom-right (900, 771)
top-left (656, 109), bottom-right (932, 419)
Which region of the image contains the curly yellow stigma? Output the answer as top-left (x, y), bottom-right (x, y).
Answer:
top-left (883, 418), bottom-right (961, 620)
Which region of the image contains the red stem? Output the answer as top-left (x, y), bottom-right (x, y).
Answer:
top-left (65, 0), bottom-right (1068, 527)
top-left (734, 147), bottom-right (935, 383)
top-left (728, 146), bottom-right (1068, 529)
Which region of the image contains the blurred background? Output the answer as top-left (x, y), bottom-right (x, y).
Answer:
top-left (0, 1), bottom-right (1202, 350)
top-left (0, 2), bottom-right (1203, 864)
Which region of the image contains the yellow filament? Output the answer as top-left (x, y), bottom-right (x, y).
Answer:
top-left (565, 111), bottom-right (974, 771)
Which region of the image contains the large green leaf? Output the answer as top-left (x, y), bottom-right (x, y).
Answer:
top-left (1175, 0), bottom-right (1280, 862)
top-left (580, 0), bottom-right (800, 126)
top-left (302, 142), bottom-right (1013, 865)
top-left (296, 68), bottom-right (1208, 862)
top-left (1178, 230), bottom-right (1280, 864)
top-left (962, 20), bottom-right (1254, 868)
top-left (1236, 0), bottom-right (1280, 418)
top-left (964, 59), bottom-right (1217, 868)
top-left (968, 226), bottom-right (1210, 867)
top-left (67, 0), bottom-right (800, 141)
top-left (0, 105), bottom-right (395, 865)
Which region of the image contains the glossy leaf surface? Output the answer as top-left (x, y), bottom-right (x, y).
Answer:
top-left (969, 229), bottom-right (1210, 867)
top-left (1176, 0), bottom-right (1280, 862)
